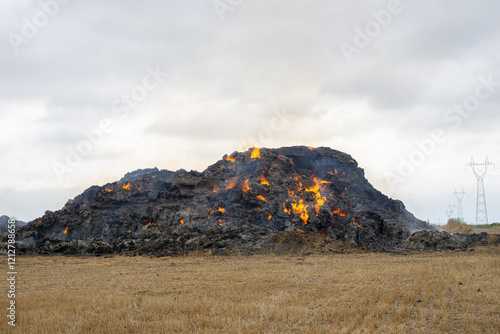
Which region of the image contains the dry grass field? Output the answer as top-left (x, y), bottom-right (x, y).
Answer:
top-left (2, 247), bottom-right (499, 333)
top-left (443, 220), bottom-right (500, 235)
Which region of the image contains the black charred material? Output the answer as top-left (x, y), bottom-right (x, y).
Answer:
top-left (16, 146), bottom-right (439, 253)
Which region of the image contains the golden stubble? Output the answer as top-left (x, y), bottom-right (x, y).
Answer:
top-left (2, 246), bottom-right (499, 334)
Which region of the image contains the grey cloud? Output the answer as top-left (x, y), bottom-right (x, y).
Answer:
top-left (0, 0), bottom-right (499, 223)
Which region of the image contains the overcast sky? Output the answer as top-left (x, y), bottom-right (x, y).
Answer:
top-left (1, 0), bottom-right (499, 225)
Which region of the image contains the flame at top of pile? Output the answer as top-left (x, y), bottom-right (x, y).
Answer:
top-left (250, 147), bottom-right (260, 159)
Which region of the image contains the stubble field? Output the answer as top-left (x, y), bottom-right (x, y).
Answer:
top-left (2, 247), bottom-right (499, 333)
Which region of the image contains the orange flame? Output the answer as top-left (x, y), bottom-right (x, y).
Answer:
top-left (314, 196), bottom-right (326, 215)
top-left (291, 199), bottom-right (309, 225)
top-left (63, 228), bottom-right (68, 234)
top-left (306, 176), bottom-right (327, 215)
top-left (305, 176), bottom-right (320, 193)
top-left (308, 146), bottom-right (314, 150)
top-left (104, 188), bottom-right (113, 193)
top-left (300, 212), bottom-right (308, 225)
top-left (250, 147), bottom-right (260, 159)
top-left (225, 177), bottom-right (237, 189)
top-left (218, 207), bottom-right (225, 214)
top-left (268, 214), bottom-right (272, 220)
top-left (225, 155), bottom-right (235, 162)
top-left (122, 182), bottom-right (131, 190)
top-left (242, 179), bottom-right (250, 193)
top-left (259, 174), bottom-right (269, 186)
top-left (213, 185), bottom-right (219, 193)
top-left (146, 221), bottom-right (152, 225)
top-left (283, 202), bottom-right (291, 214)
top-left (257, 195), bottom-right (267, 202)
top-left (180, 219), bottom-right (184, 224)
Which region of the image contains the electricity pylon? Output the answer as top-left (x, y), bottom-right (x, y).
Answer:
top-left (466, 157), bottom-right (495, 225)
top-left (453, 190), bottom-right (465, 222)
top-left (445, 204), bottom-right (455, 222)
top-left (445, 207), bottom-right (454, 219)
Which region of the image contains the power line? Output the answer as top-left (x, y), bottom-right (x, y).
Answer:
top-left (445, 204), bottom-right (455, 220)
top-left (453, 190), bottom-right (465, 222)
top-left (466, 157), bottom-right (495, 225)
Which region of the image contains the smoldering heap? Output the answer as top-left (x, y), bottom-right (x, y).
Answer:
top-left (15, 146), bottom-right (486, 255)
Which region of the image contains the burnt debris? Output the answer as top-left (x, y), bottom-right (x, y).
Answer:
top-left (14, 146), bottom-right (463, 255)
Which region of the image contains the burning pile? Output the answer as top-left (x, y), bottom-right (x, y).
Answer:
top-left (18, 146), bottom-right (435, 252)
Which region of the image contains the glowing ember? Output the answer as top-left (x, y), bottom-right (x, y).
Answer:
top-left (242, 179), bottom-right (250, 193)
top-left (180, 219), bottom-right (184, 224)
top-left (104, 188), bottom-right (113, 193)
top-left (250, 147), bottom-right (260, 159)
top-left (218, 207), bottom-right (225, 214)
top-left (259, 174), bottom-right (270, 186)
top-left (268, 214), bottom-right (272, 219)
top-left (63, 228), bottom-right (68, 234)
top-left (257, 195), bottom-right (267, 202)
top-left (225, 177), bottom-right (237, 189)
top-left (225, 155), bottom-right (235, 162)
top-left (122, 182), bottom-right (131, 190)
top-left (333, 207), bottom-right (346, 216)
top-left (146, 221), bottom-right (151, 225)
top-left (213, 185), bottom-right (219, 193)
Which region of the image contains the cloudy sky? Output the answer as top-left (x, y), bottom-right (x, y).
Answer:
top-left (1, 0), bottom-right (499, 225)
